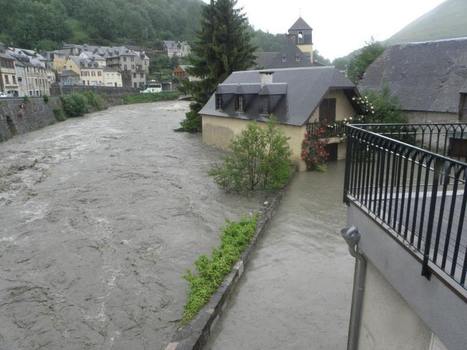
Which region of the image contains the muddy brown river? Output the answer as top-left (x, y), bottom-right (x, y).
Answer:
top-left (0, 101), bottom-right (265, 350)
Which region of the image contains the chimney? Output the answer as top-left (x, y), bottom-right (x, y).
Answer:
top-left (260, 71), bottom-right (274, 87)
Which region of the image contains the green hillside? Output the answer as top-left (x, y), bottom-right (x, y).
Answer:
top-left (0, 0), bottom-right (286, 53)
top-left (0, 0), bottom-right (204, 50)
top-left (388, 0), bottom-right (467, 44)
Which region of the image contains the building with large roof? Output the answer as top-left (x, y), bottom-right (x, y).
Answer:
top-left (200, 66), bottom-right (360, 169)
top-left (360, 37), bottom-right (467, 123)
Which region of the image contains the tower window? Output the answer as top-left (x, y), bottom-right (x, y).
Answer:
top-left (298, 32), bottom-right (304, 44)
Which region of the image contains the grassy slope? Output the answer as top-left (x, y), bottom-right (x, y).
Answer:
top-left (388, 0), bottom-right (467, 44)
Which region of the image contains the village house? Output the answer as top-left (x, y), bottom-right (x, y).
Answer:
top-left (105, 47), bottom-right (149, 88)
top-left (360, 37), bottom-right (467, 123)
top-left (255, 17), bottom-right (317, 70)
top-left (103, 68), bottom-right (123, 87)
top-left (49, 44), bottom-right (150, 89)
top-left (200, 66), bottom-right (359, 170)
top-left (79, 57), bottom-right (104, 86)
top-left (173, 65), bottom-right (199, 82)
top-left (163, 40), bottom-right (191, 58)
top-left (0, 52), bottom-right (18, 96)
top-left (59, 70), bottom-right (80, 86)
top-left (6, 48), bottom-right (52, 97)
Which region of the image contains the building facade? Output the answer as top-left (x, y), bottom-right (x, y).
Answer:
top-left (0, 52), bottom-right (18, 96)
top-left (200, 67), bottom-right (359, 170)
top-left (163, 41), bottom-right (191, 58)
top-left (103, 69), bottom-right (122, 87)
top-left (4, 48), bottom-right (51, 97)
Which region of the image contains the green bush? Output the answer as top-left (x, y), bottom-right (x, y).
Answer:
top-left (60, 91), bottom-right (106, 118)
top-left (209, 120), bottom-right (292, 192)
top-left (61, 93), bottom-right (88, 117)
top-left (82, 91), bottom-right (105, 110)
top-left (356, 86), bottom-right (407, 124)
top-left (43, 95), bottom-right (49, 104)
top-left (53, 108), bottom-right (66, 122)
top-left (122, 91), bottom-right (181, 105)
top-left (176, 108), bottom-right (201, 133)
top-left (183, 216), bottom-right (257, 323)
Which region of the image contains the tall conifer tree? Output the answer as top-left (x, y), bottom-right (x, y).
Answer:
top-left (178, 0), bottom-right (256, 132)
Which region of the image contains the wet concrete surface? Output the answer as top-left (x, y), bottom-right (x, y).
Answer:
top-left (0, 101), bottom-right (265, 350)
top-left (207, 162), bottom-right (354, 350)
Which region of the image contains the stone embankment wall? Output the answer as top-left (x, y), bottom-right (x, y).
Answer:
top-left (0, 97), bottom-right (61, 142)
top-left (0, 87), bottom-right (143, 142)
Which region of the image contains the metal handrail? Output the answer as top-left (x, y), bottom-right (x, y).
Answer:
top-left (344, 124), bottom-right (467, 291)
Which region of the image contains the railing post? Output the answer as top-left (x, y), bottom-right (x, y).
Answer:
top-left (343, 127), bottom-right (353, 205)
top-left (422, 158), bottom-right (442, 279)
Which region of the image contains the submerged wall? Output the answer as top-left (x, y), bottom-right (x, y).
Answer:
top-left (0, 97), bottom-right (61, 142)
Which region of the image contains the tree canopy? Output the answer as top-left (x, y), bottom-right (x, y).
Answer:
top-left (346, 40), bottom-right (385, 83)
top-left (0, 0), bottom-right (286, 53)
top-left (178, 0), bottom-right (257, 132)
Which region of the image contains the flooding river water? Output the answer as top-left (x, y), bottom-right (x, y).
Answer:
top-left (207, 162), bottom-right (354, 350)
top-left (0, 101), bottom-right (265, 350)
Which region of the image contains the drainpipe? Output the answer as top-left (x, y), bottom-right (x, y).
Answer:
top-left (341, 226), bottom-right (366, 350)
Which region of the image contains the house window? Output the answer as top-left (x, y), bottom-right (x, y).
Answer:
top-left (98, 71), bottom-right (102, 76)
top-left (4, 75), bottom-right (9, 84)
top-left (235, 95), bottom-right (245, 112)
top-left (296, 54), bottom-right (301, 62)
top-left (12, 76), bottom-right (16, 84)
top-left (123, 57), bottom-right (127, 62)
top-left (140, 73), bottom-right (144, 78)
top-left (261, 96), bottom-right (269, 115)
top-left (281, 55), bottom-right (287, 63)
top-left (215, 94), bottom-right (223, 110)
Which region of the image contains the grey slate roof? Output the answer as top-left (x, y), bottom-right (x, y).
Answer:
top-left (200, 66), bottom-right (356, 126)
top-left (359, 38), bottom-right (467, 114)
top-left (289, 17), bottom-right (312, 31)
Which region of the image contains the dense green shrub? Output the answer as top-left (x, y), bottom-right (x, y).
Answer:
top-left (356, 86), bottom-right (407, 124)
top-left (183, 216), bottom-right (257, 323)
top-left (43, 95), bottom-right (49, 104)
top-left (53, 108), bottom-right (66, 122)
top-left (61, 93), bottom-right (88, 117)
top-left (82, 91), bottom-right (105, 110)
top-left (209, 120), bottom-right (292, 192)
top-left (60, 91), bottom-right (106, 118)
top-left (122, 91), bottom-right (181, 105)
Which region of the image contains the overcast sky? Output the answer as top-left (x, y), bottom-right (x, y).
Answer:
top-left (206, 0), bottom-right (446, 59)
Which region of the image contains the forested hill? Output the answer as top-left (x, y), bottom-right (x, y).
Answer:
top-left (0, 0), bottom-right (285, 53)
top-left (0, 0), bottom-right (203, 50)
top-left (388, 0), bottom-right (467, 44)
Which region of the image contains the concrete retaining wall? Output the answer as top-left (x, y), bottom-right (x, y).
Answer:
top-left (0, 97), bottom-right (61, 142)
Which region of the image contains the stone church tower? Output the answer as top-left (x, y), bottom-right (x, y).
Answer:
top-left (288, 17), bottom-right (314, 63)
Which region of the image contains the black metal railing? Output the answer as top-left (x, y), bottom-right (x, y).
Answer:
top-left (344, 123), bottom-right (467, 292)
top-left (307, 120), bottom-right (348, 139)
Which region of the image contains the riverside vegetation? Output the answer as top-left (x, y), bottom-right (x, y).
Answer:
top-left (183, 216), bottom-right (257, 323)
top-left (209, 121), bottom-right (292, 192)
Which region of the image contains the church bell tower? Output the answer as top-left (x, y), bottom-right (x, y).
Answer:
top-left (288, 17), bottom-right (314, 63)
